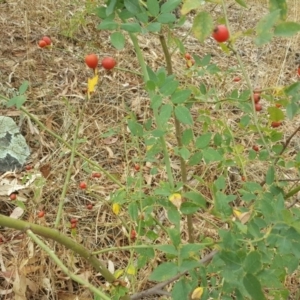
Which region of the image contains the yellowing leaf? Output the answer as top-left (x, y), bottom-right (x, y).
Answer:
top-left (191, 287), bottom-right (204, 299)
top-left (112, 203), bottom-right (120, 215)
top-left (169, 193), bottom-right (182, 209)
top-left (114, 269), bottom-right (124, 279)
top-left (87, 74), bottom-right (99, 99)
top-left (126, 265), bottom-right (136, 275)
top-left (233, 209), bottom-right (242, 218)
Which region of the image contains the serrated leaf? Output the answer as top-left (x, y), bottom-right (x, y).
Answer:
top-left (202, 148), bottom-right (222, 162)
top-left (158, 104), bottom-right (173, 126)
top-left (192, 11), bottom-right (213, 42)
top-left (110, 32), bottom-right (125, 50)
top-left (127, 120), bottom-right (144, 137)
top-left (243, 273), bottom-right (266, 300)
top-left (149, 262), bottom-right (178, 281)
top-left (124, 0), bottom-right (141, 14)
top-left (184, 191), bottom-right (206, 208)
top-left (174, 106), bottom-right (193, 125)
top-left (243, 252), bottom-right (262, 274)
top-left (274, 22), bottom-right (300, 37)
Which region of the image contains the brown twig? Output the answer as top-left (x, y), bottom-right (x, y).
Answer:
top-left (130, 250), bottom-right (217, 300)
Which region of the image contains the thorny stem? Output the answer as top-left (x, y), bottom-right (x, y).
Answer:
top-left (128, 32), bottom-right (175, 188)
top-left (159, 33), bottom-right (194, 243)
top-left (27, 229), bottom-right (111, 300)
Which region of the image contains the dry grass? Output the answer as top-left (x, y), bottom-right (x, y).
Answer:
top-left (1, 0), bottom-right (300, 299)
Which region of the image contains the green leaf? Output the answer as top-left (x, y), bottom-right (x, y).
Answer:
top-left (192, 11), bottom-right (213, 42)
top-left (158, 104), bottom-right (173, 126)
top-left (243, 273), bottom-right (266, 300)
top-left (159, 79), bottom-right (179, 96)
top-left (171, 89), bottom-right (191, 104)
top-left (174, 106), bottom-right (193, 125)
top-left (214, 192), bottom-right (235, 218)
top-left (234, 0), bottom-right (247, 8)
top-left (269, 0), bottom-right (287, 20)
top-left (150, 94), bottom-right (162, 110)
top-left (156, 245), bottom-right (178, 255)
top-left (127, 120), bottom-right (144, 137)
top-left (110, 32), bottom-right (125, 50)
top-left (188, 152), bottom-right (202, 166)
top-left (149, 262), bottom-right (178, 281)
top-left (171, 279), bottom-right (191, 300)
top-left (157, 13), bottom-right (176, 24)
top-left (180, 202), bottom-right (199, 214)
top-left (124, 0), bottom-right (141, 14)
top-left (6, 95), bottom-right (27, 108)
top-left (168, 227), bottom-right (181, 247)
top-left (120, 23), bottom-right (141, 32)
top-left (202, 148), bottom-right (222, 163)
top-left (255, 10), bottom-right (281, 46)
top-left (106, 0), bottom-right (117, 16)
top-left (178, 147), bottom-right (190, 160)
top-left (195, 133), bottom-right (212, 149)
top-left (179, 244), bottom-right (204, 260)
top-left (147, 22), bottom-right (161, 32)
top-left (147, 0), bottom-right (160, 16)
top-left (266, 166), bottom-right (275, 185)
top-left (128, 202), bottom-right (138, 221)
top-left (267, 106), bottom-right (285, 121)
top-left (182, 129), bottom-right (193, 145)
top-left (243, 252), bottom-right (262, 274)
top-left (219, 250), bottom-right (244, 271)
top-left (19, 81), bottom-right (29, 94)
top-left (160, 0), bottom-right (181, 13)
top-left (97, 20), bottom-right (118, 30)
top-left (274, 22), bottom-right (300, 37)
top-left (184, 191), bottom-right (206, 208)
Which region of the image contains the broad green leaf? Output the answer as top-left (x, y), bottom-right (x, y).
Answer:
top-left (184, 191), bottom-right (206, 208)
top-left (268, 106), bottom-right (284, 121)
top-left (274, 22), bottom-right (300, 37)
top-left (157, 13), bottom-right (177, 24)
top-left (214, 176), bottom-right (226, 190)
top-left (179, 244), bottom-right (204, 260)
top-left (6, 95), bottom-right (27, 108)
top-left (150, 94), bottom-right (162, 110)
top-left (180, 202), bottom-right (199, 214)
top-left (195, 133), bottom-right (212, 149)
top-left (202, 148), bottom-right (222, 162)
top-left (160, 0), bottom-right (181, 13)
top-left (214, 192), bottom-right (235, 218)
top-left (243, 273), bottom-right (266, 300)
top-left (174, 106), bottom-right (193, 125)
top-left (147, 0), bottom-right (160, 16)
top-left (149, 262), bottom-right (178, 281)
top-left (121, 23), bottom-right (141, 32)
top-left (110, 32), bottom-right (125, 50)
top-left (159, 79), bottom-right (179, 96)
top-left (147, 22), bottom-right (161, 32)
top-left (286, 102), bottom-right (298, 120)
top-left (178, 147), bottom-right (190, 160)
top-left (188, 152), bottom-right (202, 166)
top-left (97, 20), bottom-right (118, 30)
top-left (127, 120), bottom-right (144, 137)
top-left (269, 0), bottom-right (287, 20)
top-left (172, 279), bottom-right (191, 300)
top-left (243, 252), bottom-right (262, 274)
top-left (266, 166), bottom-right (275, 185)
top-left (106, 0), bottom-right (117, 16)
top-left (171, 89), bottom-right (191, 104)
top-left (219, 250), bottom-right (244, 271)
top-left (192, 11), bottom-right (213, 43)
top-left (124, 0), bottom-right (141, 14)
top-left (19, 81), bottom-right (29, 94)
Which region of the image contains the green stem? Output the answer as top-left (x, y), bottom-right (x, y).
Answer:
top-left (128, 32), bottom-right (174, 188)
top-left (27, 229), bottom-right (111, 300)
top-left (159, 33), bottom-right (194, 243)
top-left (0, 214), bottom-right (116, 283)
